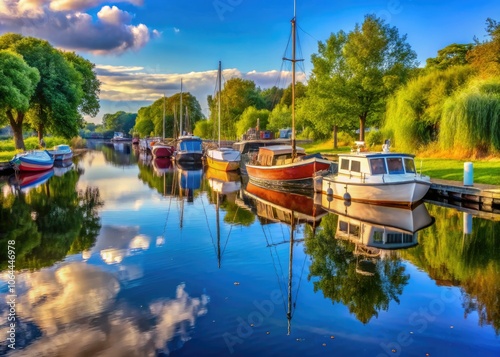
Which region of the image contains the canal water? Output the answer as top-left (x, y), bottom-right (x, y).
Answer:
top-left (0, 142), bottom-right (499, 356)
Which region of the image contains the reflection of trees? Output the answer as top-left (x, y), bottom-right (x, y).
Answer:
top-left (101, 143), bottom-right (137, 167)
top-left (205, 182), bottom-right (255, 226)
top-left (0, 170), bottom-right (103, 270)
top-left (401, 205), bottom-right (500, 334)
top-left (137, 159), bottom-right (176, 196)
top-left (305, 214), bottom-right (410, 324)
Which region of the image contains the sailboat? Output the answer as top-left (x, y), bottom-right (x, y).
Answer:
top-left (245, 4), bottom-right (331, 190)
top-left (174, 79), bottom-right (204, 165)
top-left (151, 95), bottom-right (175, 158)
top-left (206, 61), bottom-right (241, 172)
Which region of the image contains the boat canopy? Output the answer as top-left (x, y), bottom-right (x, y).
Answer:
top-left (257, 145), bottom-right (306, 166)
top-left (178, 137), bottom-right (202, 152)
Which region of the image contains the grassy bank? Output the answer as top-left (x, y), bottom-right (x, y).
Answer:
top-left (302, 140), bottom-right (500, 185)
top-left (0, 137), bottom-right (84, 161)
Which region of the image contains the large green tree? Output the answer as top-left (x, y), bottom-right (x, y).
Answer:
top-left (0, 50), bottom-right (40, 150)
top-left (0, 33), bottom-right (100, 148)
top-left (467, 18), bottom-right (500, 78)
top-left (103, 111), bottom-right (137, 134)
top-left (310, 14), bottom-right (418, 141)
top-left (426, 43), bottom-right (473, 70)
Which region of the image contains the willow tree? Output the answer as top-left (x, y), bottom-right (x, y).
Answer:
top-left (0, 50), bottom-right (40, 150)
top-left (309, 14), bottom-right (418, 142)
top-left (384, 65), bottom-right (473, 152)
top-left (440, 79), bottom-right (500, 154)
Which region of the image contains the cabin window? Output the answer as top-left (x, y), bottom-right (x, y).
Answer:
top-left (386, 233), bottom-right (413, 244)
top-left (370, 158), bottom-right (387, 174)
top-left (340, 159), bottom-right (349, 170)
top-left (349, 224), bottom-right (360, 238)
top-left (350, 160), bottom-right (361, 172)
top-left (404, 158), bottom-right (416, 173)
top-left (339, 221), bottom-right (348, 233)
top-left (373, 231), bottom-right (383, 243)
top-left (387, 158), bottom-right (404, 174)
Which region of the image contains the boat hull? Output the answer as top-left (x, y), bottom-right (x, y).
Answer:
top-left (321, 174), bottom-right (431, 207)
top-left (151, 144), bottom-right (174, 158)
top-left (175, 152), bottom-right (203, 163)
top-left (206, 156), bottom-right (240, 171)
top-left (206, 148), bottom-right (241, 171)
top-left (245, 157), bottom-right (331, 190)
top-left (11, 150), bottom-right (54, 172)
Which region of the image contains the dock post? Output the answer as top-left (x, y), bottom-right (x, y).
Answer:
top-left (464, 162), bottom-right (473, 186)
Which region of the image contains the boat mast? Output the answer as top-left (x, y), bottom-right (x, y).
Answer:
top-left (162, 94), bottom-right (165, 140)
top-left (218, 61), bottom-right (222, 147)
top-left (284, 1), bottom-right (300, 160)
top-left (180, 79), bottom-right (183, 136)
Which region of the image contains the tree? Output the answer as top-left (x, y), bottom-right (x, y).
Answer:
top-left (0, 50), bottom-right (40, 150)
top-left (467, 18), bottom-right (500, 78)
top-left (0, 33), bottom-right (100, 148)
top-left (235, 106), bottom-right (270, 139)
top-left (260, 86), bottom-right (285, 111)
top-left (103, 111), bottom-right (137, 134)
top-left (267, 104), bottom-right (291, 132)
top-left (208, 78), bottom-right (265, 138)
top-left (426, 43), bottom-right (473, 70)
top-left (310, 14), bottom-right (418, 141)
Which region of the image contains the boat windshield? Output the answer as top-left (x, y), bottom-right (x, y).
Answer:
top-left (179, 140), bottom-right (202, 152)
top-left (404, 158), bottom-right (416, 173)
top-left (387, 158), bottom-right (405, 174)
top-left (370, 158), bottom-right (387, 175)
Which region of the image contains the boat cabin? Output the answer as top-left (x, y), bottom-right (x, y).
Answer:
top-left (338, 153), bottom-right (417, 176)
top-left (256, 145), bottom-right (306, 166)
top-left (177, 136), bottom-right (203, 152)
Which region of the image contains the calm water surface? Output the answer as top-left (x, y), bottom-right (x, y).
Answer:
top-left (0, 142), bottom-right (499, 356)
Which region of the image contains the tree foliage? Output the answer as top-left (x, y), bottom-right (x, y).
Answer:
top-left (383, 65), bottom-right (474, 152)
top-left (467, 18), bottom-right (500, 78)
top-left (103, 111), bottom-right (137, 134)
top-left (133, 93), bottom-right (204, 138)
top-left (0, 50), bottom-right (40, 146)
top-left (440, 79), bottom-right (500, 153)
top-left (0, 33), bottom-right (101, 149)
top-left (309, 14), bottom-right (418, 141)
top-left (425, 43), bottom-right (473, 70)
top-left (235, 106), bottom-right (270, 139)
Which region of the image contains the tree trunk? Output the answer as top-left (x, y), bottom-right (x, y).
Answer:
top-left (8, 111), bottom-right (25, 150)
top-left (332, 124), bottom-right (338, 149)
top-left (359, 114), bottom-right (366, 141)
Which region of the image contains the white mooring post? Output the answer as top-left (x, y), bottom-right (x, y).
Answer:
top-left (464, 162), bottom-right (473, 186)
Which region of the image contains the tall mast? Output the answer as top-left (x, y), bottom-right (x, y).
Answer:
top-left (180, 79), bottom-right (183, 136)
top-left (218, 61), bottom-right (222, 147)
top-left (162, 94), bottom-right (165, 140)
top-left (291, 4), bottom-right (297, 160)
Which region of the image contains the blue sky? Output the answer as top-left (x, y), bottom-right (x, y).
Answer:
top-left (1, 0), bottom-right (498, 123)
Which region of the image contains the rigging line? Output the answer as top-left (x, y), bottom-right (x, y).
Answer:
top-left (201, 191), bottom-right (216, 254)
top-left (221, 203), bottom-right (239, 256)
top-left (161, 186), bottom-right (175, 238)
top-left (291, 237), bottom-right (309, 319)
top-left (262, 222), bottom-right (288, 313)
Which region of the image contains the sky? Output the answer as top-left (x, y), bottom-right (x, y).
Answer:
top-left (1, 0), bottom-right (499, 124)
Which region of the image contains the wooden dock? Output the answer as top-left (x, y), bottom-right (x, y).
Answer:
top-left (427, 179), bottom-right (500, 213)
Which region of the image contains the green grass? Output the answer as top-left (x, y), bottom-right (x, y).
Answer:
top-left (416, 158), bottom-right (500, 185)
top-left (0, 137), bottom-right (69, 161)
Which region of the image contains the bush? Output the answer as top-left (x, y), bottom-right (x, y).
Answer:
top-left (366, 130), bottom-right (384, 149)
top-left (336, 131), bottom-right (355, 146)
top-left (70, 136), bottom-right (87, 149)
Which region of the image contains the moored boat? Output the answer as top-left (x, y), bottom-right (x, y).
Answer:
top-left (10, 169), bottom-right (54, 191)
top-left (244, 10), bottom-right (331, 189)
top-left (206, 61), bottom-right (241, 172)
top-left (47, 144), bottom-right (73, 161)
top-left (174, 135), bottom-right (203, 164)
top-left (319, 145), bottom-right (431, 207)
top-left (245, 145), bottom-right (331, 190)
top-left (151, 141), bottom-right (175, 158)
top-left (10, 150), bottom-right (54, 172)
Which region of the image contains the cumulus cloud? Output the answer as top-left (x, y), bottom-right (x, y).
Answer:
top-left (0, 1), bottom-right (156, 55)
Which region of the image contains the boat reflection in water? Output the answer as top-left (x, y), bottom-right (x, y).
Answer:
top-left (9, 168), bottom-right (54, 192)
top-left (153, 157), bottom-right (174, 176)
top-left (177, 162), bottom-right (203, 203)
top-left (321, 195), bottom-right (435, 275)
top-left (244, 183), bottom-right (327, 334)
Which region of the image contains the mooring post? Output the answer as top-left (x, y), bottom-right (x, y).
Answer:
top-left (464, 162), bottom-right (473, 186)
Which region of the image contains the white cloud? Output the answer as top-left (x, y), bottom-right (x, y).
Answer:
top-left (174, 27), bottom-right (180, 33)
top-left (0, 1), bottom-right (156, 55)
top-left (97, 5), bottom-right (132, 25)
